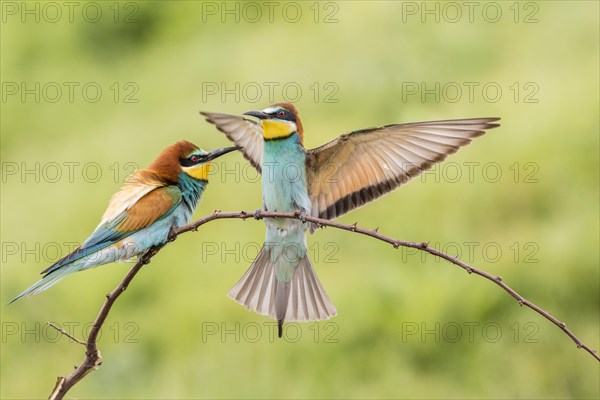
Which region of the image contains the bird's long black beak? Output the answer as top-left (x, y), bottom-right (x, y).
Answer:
top-left (243, 110), bottom-right (270, 120)
top-left (205, 146), bottom-right (241, 162)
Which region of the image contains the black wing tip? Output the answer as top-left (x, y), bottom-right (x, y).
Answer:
top-left (40, 265), bottom-right (54, 275)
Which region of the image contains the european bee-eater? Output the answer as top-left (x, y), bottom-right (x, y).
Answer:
top-left (202, 104), bottom-right (500, 336)
top-left (10, 141), bottom-right (238, 303)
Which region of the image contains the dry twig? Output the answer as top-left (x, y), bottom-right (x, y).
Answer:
top-left (47, 210), bottom-right (599, 399)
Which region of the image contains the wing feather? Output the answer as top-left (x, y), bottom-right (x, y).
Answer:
top-left (306, 118), bottom-right (500, 225)
top-left (99, 170), bottom-right (166, 226)
top-left (200, 112), bottom-right (263, 172)
top-left (43, 180), bottom-right (181, 275)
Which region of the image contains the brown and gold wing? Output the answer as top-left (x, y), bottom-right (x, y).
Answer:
top-left (114, 185), bottom-right (182, 232)
top-left (78, 184), bottom-right (182, 253)
top-left (200, 112), bottom-right (263, 172)
top-left (305, 118), bottom-right (500, 223)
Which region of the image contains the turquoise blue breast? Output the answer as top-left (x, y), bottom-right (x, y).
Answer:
top-left (262, 133), bottom-right (311, 213)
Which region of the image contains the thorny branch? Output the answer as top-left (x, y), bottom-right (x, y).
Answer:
top-left (48, 209), bottom-right (599, 399)
top-left (47, 322), bottom-right (86, 346)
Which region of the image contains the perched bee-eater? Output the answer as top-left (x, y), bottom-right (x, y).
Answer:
top-left (10, 141), bottom-right (238, 303)
top-left (202, 104), bottom-right (500, 336)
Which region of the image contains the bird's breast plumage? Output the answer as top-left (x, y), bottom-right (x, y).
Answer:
top-left (261, 134), bottom-right (311, 216)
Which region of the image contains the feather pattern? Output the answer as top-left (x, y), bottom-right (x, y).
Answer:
top-left (200, 112), bottom-right (264, 172)
top-left (305, 118), bottom-right (500, 224)
top-left (201, 111), bottom-right (500, 229)
top-left (228, 246), bottom-right (336, 322)
top-left (42, 185), bottom-right (182, 275)
top-left (99, 171), bottom-right (164, 227)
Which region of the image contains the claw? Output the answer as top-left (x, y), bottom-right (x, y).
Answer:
top-left (300, 211), bottom-right (308, 223)
top-left (167, 228), bottom-right (177, 242)
top-left (294, 209), bottom-right (308, 223)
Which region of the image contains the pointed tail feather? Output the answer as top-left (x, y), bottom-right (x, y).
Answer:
top-left (228, 246), bottom-right (337, 329)
top-left (8, 267), bottom-right (77, 304)
top-left (286, 255), bottom-right (337, 322)
top-left (228, 246), bottom-right (277, 317)
top-left (275, 280), bottom-right (290, 337)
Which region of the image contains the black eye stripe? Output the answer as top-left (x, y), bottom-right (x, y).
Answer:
top-left (271, 109), bottom-right (296, 122)
top-left (179, 154), bottom-right (205, 167)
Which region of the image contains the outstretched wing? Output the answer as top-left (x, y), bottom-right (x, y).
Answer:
top-left (305, 118), bottom-right (500, 223)
top-left (200, 112), bottom-right (263, 172)
top-left (42, 176), bottom-right (182, 275)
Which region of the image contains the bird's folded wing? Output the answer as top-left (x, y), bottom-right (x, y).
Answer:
top-left (42, 180), bottom-right (182, 275)
top-left (200, 112), bottom-right (263, 172)
top-left (99, 170), bottom-right (166, 226)
top-left (305, 118), bottom-right (500, 224)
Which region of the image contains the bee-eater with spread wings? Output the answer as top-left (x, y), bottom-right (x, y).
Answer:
top-left (202, 104), bottom-right (499, 336)
top-left (10, 141), bottom-right (238, 303)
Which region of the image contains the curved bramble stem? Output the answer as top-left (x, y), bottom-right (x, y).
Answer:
top-left (48, 210), bottom-right (599, 399)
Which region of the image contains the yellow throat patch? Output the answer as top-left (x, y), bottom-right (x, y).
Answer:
top-left (183, 163), bottom-right (212, 181)
top-left (262, 119), bottom-right (295, 140)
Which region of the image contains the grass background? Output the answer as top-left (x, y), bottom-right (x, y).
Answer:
top-left (1, 1), bottom-right (598, 398)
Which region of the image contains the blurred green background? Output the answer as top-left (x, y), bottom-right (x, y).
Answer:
top-left (1, 1), bottom-right (598, 399)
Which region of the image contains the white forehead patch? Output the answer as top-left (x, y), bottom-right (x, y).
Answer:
top-left (262, 106), bottom-right (281, 113)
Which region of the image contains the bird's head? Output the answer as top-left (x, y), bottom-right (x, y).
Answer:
top-left (148, 140), bottom-right (239, 183)
top-left (244, 102), bottom-right (304, 144)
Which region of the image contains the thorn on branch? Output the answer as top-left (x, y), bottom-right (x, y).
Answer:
top-left (373, 227), bottom-right (379, 233)
top-left (392, 242), bottom-right (400, 249)
top-left (240, 210), bottom-right (247, 220)
top-left (419, 241), bottom-right (429, 249)
top-left (253, 209), bottom-right (263, 220)
top-left (351, 222), bottom-right (357, 232)
top-left (214, 209), bottom-right (221, 215)
top-left (465, 267), bottom-right (473, 274)
top-left (496, 276), bottom-right (503, 282)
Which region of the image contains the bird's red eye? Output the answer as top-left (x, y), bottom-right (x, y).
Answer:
top-left (190, 155), bottom-right (200, 163)
top-left (277, 110), bottom-right (286, 118)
